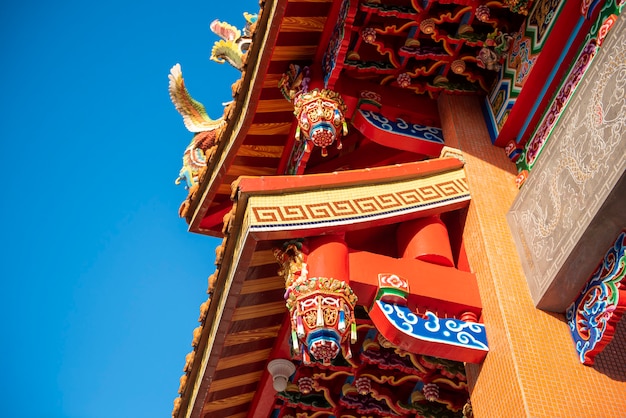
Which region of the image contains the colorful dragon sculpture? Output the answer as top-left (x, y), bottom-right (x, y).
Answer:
top-left (168, 63), bottom-right (225, 189)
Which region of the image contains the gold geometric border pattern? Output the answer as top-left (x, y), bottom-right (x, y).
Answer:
top-left (248, 168), bottom-right (469, 229)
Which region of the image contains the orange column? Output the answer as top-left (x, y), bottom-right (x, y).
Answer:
top-left (438, 93), bottom-right (626, 417)
top-left (396, 216), bottom-right (454, 267)
top-left (307, 234), bottom-right (349, 281)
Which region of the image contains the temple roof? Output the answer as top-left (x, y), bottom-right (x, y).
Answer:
top-left (178, 0), bottom-right (527, 237)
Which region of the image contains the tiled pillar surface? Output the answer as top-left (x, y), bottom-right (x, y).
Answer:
top-left (437, 93), bottom-right (626, 417)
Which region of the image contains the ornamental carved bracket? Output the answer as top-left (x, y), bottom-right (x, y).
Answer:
top-left (369, 300), bottom-right (488, 364)
top-left (280, 65), bottom-right (349, 158)
top-left (275, 240), bottom-right (358, 365)
top-left (275, 323), bottom-right (471, 417)
top-left (566, 231), bottom-right (626, 365)
top-left (369, 273), bottom-right (488, 364)
top-left (321, 0), bottom-right (526, 98)
top-left (352, 108), bottom-right (445, 157)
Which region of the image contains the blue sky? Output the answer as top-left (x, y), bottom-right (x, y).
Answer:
top-left (0, 1), bottom-right (255, 416)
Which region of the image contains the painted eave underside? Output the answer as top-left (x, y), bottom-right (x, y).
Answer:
top-left (173, 2), bottom-right (345, 415)
top-left (180, 0), bottom-right (528, 236)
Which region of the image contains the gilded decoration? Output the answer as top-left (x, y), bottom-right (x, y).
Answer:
top-left (293, 89), bottom-right (348, 157)
top-left (288, 276), bottom-right (357, 364)
top-left (280, 64), bottom-right (349, 157)
top-left (322, 0), bottom-right (527, 98)
top-left (276, 324), bottom-right (470, 417)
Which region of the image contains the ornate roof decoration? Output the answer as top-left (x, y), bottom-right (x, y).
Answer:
top-left (210, 12), bottom-right (258, 70)
top-left (168, 64), bottom-right (226, 189)
top-left (275, 325), bottom-right (470, 417)
top-left (322, 0), bottom-right (526, 97)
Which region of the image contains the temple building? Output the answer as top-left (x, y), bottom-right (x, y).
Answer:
top-left (168, 1), bottom-right (626, 417)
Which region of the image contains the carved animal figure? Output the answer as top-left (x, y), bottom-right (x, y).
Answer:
top-left (168, 63), bottom-right (225, 189)
top-left (477, 47), bottom-right (502, 71)
top-left (210, 12), bottom-right (258, 70)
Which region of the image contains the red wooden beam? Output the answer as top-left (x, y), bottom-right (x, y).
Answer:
top-left (247, 315), bottom-right (292, 418)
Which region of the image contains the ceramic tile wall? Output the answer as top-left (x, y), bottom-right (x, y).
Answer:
top-left (438, 94), bottom-right (626, 417)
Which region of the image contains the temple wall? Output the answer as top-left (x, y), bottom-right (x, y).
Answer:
top-left (438, 93), bottom-right (626, 417)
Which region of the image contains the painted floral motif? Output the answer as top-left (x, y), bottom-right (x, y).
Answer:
top-left (397, 72), bottom-right (411, 88)
top-left (512, 39), bottom-right (537, 87)
top-left (476, 5), bottom-right (490, 22)
top-left (478, 31), bottom-right (513, 72)
top-left (362, 27), bottom-right (377, 44)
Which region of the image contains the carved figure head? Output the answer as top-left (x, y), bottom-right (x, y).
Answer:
top-left (293, 89), bottom-right (348, 157)
top-left (286, 276), bottom-right (357, 364)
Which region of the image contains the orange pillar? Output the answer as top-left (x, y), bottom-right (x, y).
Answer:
top-left (397, 216), bottom-right (454, 267)
top-left (438, 93), bottom-right (626, 417)
top-left (307, 234), bottom-right (349, 281)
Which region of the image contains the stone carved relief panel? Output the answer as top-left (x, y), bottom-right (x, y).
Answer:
top-left (507, 16), bottom-right (626, 311)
